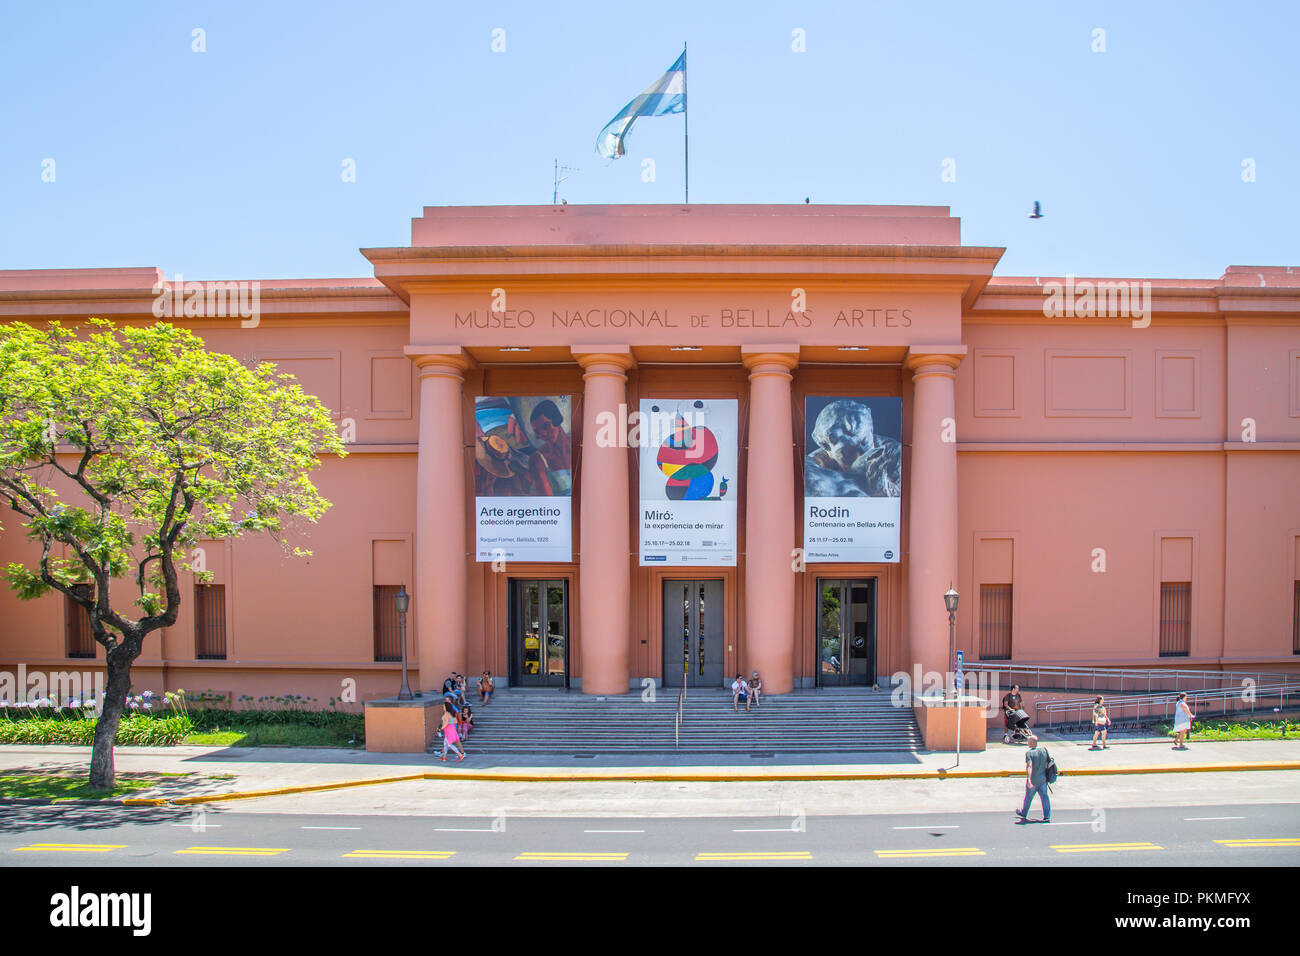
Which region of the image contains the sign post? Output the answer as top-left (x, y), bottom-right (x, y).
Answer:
top-left (954, 650), bottom-right (964, 768)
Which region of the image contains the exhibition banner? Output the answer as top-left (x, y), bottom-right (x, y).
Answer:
top-left (803, 396), bottom-right (902, 563)
top-left (474, 396), bottom-right (573, 562)
top-left (638, 398), bottom-right (737, 566)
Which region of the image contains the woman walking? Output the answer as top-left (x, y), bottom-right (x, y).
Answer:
top-left (1090, 697), bottom-right (1111, 750)
top-left (1172, 692), bottom-right (1195, 750)
top-left (439, 702), bottom-right (465, 761)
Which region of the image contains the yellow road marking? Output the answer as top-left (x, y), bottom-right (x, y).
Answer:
top-left (13, 843), bottom-right (125, 853)
top-left (1215, 838), bottom-right (1300, 848)
top-left (1050, 842), bottom-right (1162, 853)
top-left (875, 847), bottom-right (985, 858)
top-left (696, 851), bottom-right (813, 861)
top-left (175, 846), bottom-right (290, 856)
top-left (515, 851), bottom-right (628, 861)
top-left (343, 850), bottom-right (457, 859)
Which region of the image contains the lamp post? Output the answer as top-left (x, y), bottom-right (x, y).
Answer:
top-left (944, 584), bottom-right (959, 699)
top-left (395, 586), bottom-right (413, 701)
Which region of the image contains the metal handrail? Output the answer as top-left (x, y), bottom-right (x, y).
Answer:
top-left (1035, 683), bottom-right (1297, 726)
top-left (674, 682), bottom-right (686, 749)
top-left (965, 662), bottom-right (1297, 697)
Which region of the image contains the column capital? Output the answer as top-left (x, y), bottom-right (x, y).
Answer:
top-left (404, 345), bottom-right (474, 376)
top-left (904, 346), bottom-right (966, 375)
top-left (572, 345), bottom-right (635, 377)
top-left (741, 345), bottom-right (800, 378)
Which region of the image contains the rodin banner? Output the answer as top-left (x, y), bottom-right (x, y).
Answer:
top-left (803, 396), bottom-right (902, 563)
top-left (474, 396), bottom-right (573, 562)
top-left (639, 398), bottom-right (738, 566)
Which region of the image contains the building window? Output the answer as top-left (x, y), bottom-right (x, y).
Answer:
top-left (65, 585), bottom-right (96, 659)
top-left (195, 584), bottom-right (227, 660)
top-left (979, 584), bottom-right (1013, 660)
top-left (1159, 582), bottom-right (1191, 657)
top-left (373, 585), bottom-right (403, 662)
top-left (1293, 581), bottom-right (1299, 655)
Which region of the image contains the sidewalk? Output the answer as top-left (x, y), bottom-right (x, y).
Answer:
top-left (2, 734), bottom-right (1296, 808)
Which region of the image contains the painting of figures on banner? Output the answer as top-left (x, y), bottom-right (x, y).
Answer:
top-left (474, 396), bottom-right (573, 562)
top-left (638, 398), bottom-right (737, 566)
top-left (803, 397), bottom-right (902, 563)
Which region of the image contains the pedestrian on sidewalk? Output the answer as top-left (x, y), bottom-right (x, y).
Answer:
top-left (1172, 693), bottom-right (1195, 750)
top-left (1015, 734), bottom-right (1051, 823)
top-left (1090, 697), bottom-right (1111, 750)
top-left (438, 702), bottom-right (465, 761)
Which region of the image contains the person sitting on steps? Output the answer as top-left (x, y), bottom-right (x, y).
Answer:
top-left (747, 671), bottom-right (763, 709)
top-left (731, 674), bottom-right (750, 713)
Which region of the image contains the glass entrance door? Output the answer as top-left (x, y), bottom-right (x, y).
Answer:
top-left (662, 580), bottom-right (724, 688)
top-left (817, 579), bottom-right (876, 686)
top-left (509, 579), bottom-right (568, 688)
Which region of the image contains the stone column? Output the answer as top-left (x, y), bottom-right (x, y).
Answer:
top-left (742, 347), bottom-right (799, 694)
top-left (407, 347), bottom-right (471, 694)
top-left (904, 347), bottom-right (965, 681)
top-left (573, 347), bottom-right (634, 695)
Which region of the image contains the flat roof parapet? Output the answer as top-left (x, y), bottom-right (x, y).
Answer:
top-left (410, 203), bottom-right (963, 248)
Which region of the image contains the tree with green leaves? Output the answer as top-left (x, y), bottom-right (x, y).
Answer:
top-left (0, 320), bottom-right (346, 789)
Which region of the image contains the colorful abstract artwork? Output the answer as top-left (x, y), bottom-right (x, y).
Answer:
top-left (655, 403), bottom-right (721, 500)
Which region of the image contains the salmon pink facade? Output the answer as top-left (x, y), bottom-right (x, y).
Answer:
top-left (2, 204), bottom-right (1298, 706)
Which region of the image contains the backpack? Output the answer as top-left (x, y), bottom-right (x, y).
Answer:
top-left (1044, 748), bottom-right (1059, 785)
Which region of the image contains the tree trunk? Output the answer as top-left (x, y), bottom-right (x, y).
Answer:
top-left (88, 643), bottom-right (137, 791)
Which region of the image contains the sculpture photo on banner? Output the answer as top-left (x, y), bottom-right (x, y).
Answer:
top-left (803, 396), bottom-right (902, 563)
top-left (474, 396), bottom-right (573, 562)
top-left (638, 398), bottom-right (738, 566)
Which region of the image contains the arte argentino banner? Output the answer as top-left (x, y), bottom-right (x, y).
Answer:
top-left (803, 396), bottom-right (902, 563)
top-left (638, 398), bottom-right (737, 566)
top-left (474, 396), bottom-right (572, 562)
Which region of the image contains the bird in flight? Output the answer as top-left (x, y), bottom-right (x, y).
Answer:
top-left (1028, 201), bottom-right (1044, 219)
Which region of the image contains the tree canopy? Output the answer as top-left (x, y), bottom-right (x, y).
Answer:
top-left (0, 319), bottom-right (346, 787)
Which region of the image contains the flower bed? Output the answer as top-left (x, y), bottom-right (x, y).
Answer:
top-left (0, 689), bottom-right (364, 747)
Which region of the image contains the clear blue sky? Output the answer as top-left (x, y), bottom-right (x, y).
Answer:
top-left (2, 1), bottom-right (1296, 280)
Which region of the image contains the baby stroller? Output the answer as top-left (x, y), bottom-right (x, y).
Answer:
top-left (1003, 707), bottom-right (1032, 744)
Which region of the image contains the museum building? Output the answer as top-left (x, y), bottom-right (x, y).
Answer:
top-left (1, 204), bottom-right (1298, 703)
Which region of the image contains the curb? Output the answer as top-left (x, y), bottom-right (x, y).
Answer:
top-left (119, 760), bottom-right (1300, 807)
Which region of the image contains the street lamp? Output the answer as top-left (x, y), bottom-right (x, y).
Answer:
top-left (944, 584), bottom-right (959, 699)
top-left (395, 586), bottom-right (413, 701)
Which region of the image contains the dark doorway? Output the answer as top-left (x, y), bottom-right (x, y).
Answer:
top-left (817, 578), bottom-right (877, 686)
top-left (662, 579), bottom-right (724, 688)
top-left (509, 579), bottom-right (568, 688)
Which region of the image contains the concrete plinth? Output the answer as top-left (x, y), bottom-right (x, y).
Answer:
top-left (914, 696), bottom-right (988, 752)
top-left (364, 695), bottom-right (441, 753)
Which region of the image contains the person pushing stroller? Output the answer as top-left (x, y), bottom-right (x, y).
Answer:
top-left (1002, 684), bottom-right (1031, 744)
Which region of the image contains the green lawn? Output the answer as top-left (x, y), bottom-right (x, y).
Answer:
top-left (0, 772), bottom-right (163, 801)
top-left (183, 724), bottom-right (362, 748)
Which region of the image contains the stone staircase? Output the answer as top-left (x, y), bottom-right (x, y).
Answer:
top-left (436, 686), bottom-right (924, 755)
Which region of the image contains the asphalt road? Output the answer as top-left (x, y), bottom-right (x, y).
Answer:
top-left (2, 802), bottom-right (1297, 866)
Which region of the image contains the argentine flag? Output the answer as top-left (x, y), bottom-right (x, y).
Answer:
top-left (596, 51), bottom-right (686, 159)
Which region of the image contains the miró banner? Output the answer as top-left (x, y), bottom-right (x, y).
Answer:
top-left (803, 396), bottom-right (902, 563)
top-left (638, 398), bottom-right (738, 566)
top-left (474, 396), bottom-right (573, 562)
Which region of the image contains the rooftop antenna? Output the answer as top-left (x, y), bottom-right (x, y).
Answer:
top-left (553, 159), bottom-right (579, 205)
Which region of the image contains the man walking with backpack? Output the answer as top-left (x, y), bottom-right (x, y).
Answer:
top-left (1016, 734), bottom-right (1053, 823)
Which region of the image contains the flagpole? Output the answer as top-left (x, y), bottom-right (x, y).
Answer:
top-left (683, 42), bottom-right (689, 204)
